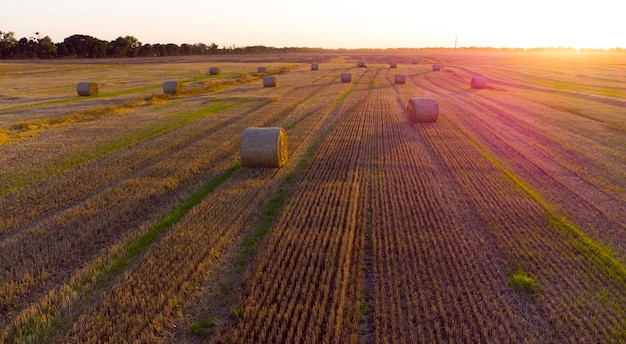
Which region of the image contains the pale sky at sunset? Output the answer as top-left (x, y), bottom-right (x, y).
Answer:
top-left (1, 0), bottom-right (623, 50)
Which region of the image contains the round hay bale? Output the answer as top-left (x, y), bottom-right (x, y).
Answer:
top-left (341, 72), bottom-right (352, 83)
top-left (257, 66), bottom-right (266, 73)
top-left (240, 127), bottom-right (288, 168)
top-left (432, 64), bottom-right (442, 71)
top-left (471, 76), bottom-right (487, 89)
top-left (407, 98), bottom-right (439, 123)
top-left (208, 67), bottom-right (220, 75)
top-left (358, 61), bottom-right (366, 68)
top-left (263, 75), bottom-right (278, 87)
top-left (389, 61), bottom-right (397, 68)
top-left (77, 82), bottom-right (99, 96)
top-left (311, 63), bottom-right (319, 70)
top-left (163, 80), bottom-right (182, 95)
top-left (394, 74), bottom-right (406, 84)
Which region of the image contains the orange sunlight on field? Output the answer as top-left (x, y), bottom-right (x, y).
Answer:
top-left (0, 50), bottom-right (625, 342)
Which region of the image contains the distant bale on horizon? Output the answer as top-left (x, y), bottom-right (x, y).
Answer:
top-left (432, 64), bottom-right (443, 71)
top-left (407, 98), bottom-right (439, 123)
top-left (358, 61), bottom-right (366, 68)
top-left (263, 75), bottom-right (277, 87)
top-left (257, 66), bottom-right (266, 73)
top-left (389, 61), bottom-right (397, 68)
top-left (395, 74), bottom-right (406, 84)
top-left (311, 63), bottom-right (319, 70)
top-left (341, 72), bottom-right (352, 83)
top-left (471, 76), bottom-right (487, 89)
top-left (163, 80), bottom-right (182, 95)
top-left (208, 67), bottom-right (220, 75)
top-left (77, 82), bottom-right (99, 96)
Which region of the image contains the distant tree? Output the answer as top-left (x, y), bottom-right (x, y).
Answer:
top-left (16, 37), bottom-right (37, 58)
top-left (192, 42), bottom-right (208, 55)
top-left (63, 34), bottom-right (107, 58)
top-left (0, 30), bottom-right (18, 58)
top-left (37, 35), bottom-right (57, 59)
top-left (164, 43), bottom-right (179, 56)
top-left (138, 43), bottom-right (155, 57)
top-left (209, 43), bottom-right (218, 54)
top-left (108, 35), bottom-right (141, 57)
top-left (180, 43), bottom-right (192, 55)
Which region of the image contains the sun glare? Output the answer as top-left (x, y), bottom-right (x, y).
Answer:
top-left (1, 0), bottom-right (623, 49)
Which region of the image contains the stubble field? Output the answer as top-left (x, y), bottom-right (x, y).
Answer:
top-left (0, 50), bottom-right (625, 343)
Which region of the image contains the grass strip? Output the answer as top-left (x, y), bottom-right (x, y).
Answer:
top-left (0, 64), bottom-right (298, 117)
top-left (111, 163), bottom-right (240, 274)
top-left (456, 124), bottom-right (626, 285)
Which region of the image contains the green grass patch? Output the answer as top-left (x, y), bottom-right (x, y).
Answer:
top-left (187, 316), bottom-right (216, 338)
top-left (508, 268), bottom-right (538, 294)
top-left (358, 302), bottom-right (371, 315)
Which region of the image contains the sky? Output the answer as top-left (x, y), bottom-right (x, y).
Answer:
top-left (1, 0), bottom-right (624, 50)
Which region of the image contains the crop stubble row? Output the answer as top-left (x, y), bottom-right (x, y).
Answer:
top-left (1, 58), bottom-right (623, 342)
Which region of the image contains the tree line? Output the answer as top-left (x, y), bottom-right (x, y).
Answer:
top-left (0, 31), bottom-right (326, 59)
top-left (2, 30), bottom-right (621, 60)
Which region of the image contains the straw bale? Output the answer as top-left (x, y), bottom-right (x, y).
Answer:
top-left (240, 127), bottom-right (288, 167)
top-left (407, 98), bottom-right (439, 122)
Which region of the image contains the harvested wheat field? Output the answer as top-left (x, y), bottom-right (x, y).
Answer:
top-left (0, 50), bottom-right (625, 343)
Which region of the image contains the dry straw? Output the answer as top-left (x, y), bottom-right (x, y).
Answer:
top-left (471, 76), bottom-right (487, 89)
top-left (240, 127), bottom-right (288, 167)
top-left (208, 67), bottom-right (220, 75)
top-left (432, 64), bottom-right (443, 71)
top-left (263, 75), bottom-right (278, 87)
top-left (311, 63), bottom-right (319, 70)
top-left (77, 82), bottom-right (99, 96)
top-left (341, 72), bottom-right (352, 83)
top-left (395, 74), bottom-right (406, 84)
top-left (407, 98), bottom-right (439, 122)
top-left (163, 80), bottom-right (182, 95)
top-left (257, 66), bottom-right (266, 73)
